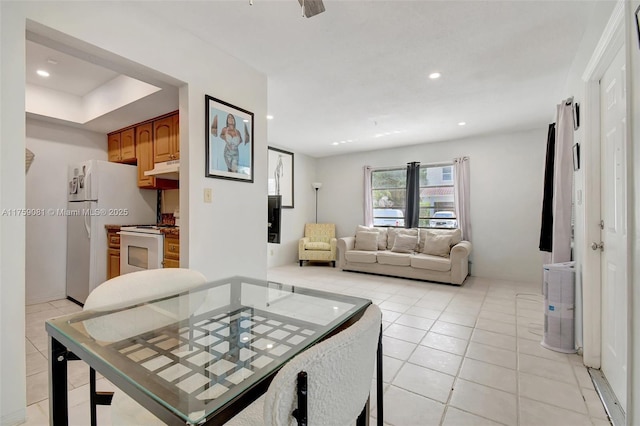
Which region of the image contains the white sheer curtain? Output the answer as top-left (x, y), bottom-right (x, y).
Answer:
top-left (363, 166), bottom-right (373, 226)
top-left (454, 157), bottom-right (471, 241)
top-left (551, 100), bottom-right (574, 263)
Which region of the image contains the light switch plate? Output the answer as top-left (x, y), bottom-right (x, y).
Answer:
top-left (204, 188), bottom-right (212, 203)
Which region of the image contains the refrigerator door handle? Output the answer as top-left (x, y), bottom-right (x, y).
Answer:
top-left (84, 202), bottom-right (91, 239)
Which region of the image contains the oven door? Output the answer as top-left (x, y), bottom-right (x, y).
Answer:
top-left (119, 231), bottom-right (164, 275)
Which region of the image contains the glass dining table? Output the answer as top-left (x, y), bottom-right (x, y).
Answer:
top-left (46, 276), bottom-right (383, 425)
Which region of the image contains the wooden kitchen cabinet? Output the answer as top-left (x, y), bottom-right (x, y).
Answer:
top-left (153, 113), bottom-right (179, 163)
top-left (163, 235), bottom-right (179, 268)
top-left (137, 121), bottom-right (178, 190)
top-left (108, 128), bottom-right (136, 163)
top-left (106, 228), bottom-right (121, 279)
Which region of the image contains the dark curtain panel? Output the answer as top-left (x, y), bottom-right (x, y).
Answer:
top-left (405, 162), bottom-right (421, 228)
top-left (539, 123), bottom-right (556, 252)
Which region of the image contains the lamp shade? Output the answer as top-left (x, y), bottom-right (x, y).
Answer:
top-left (312, 182), bottom-right (323, 190)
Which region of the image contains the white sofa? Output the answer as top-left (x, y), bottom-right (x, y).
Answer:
top-left (338, 226), bottom-right (472, 285)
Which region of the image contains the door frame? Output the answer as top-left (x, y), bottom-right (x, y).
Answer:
top-left (581, 0), bottom-right (631, 404)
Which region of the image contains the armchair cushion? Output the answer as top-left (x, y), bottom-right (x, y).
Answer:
top-left (305, 241), bottom-right (331, 251)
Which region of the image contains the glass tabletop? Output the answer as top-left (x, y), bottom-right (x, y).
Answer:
top-left (46, 276), bottom-right (371, 424)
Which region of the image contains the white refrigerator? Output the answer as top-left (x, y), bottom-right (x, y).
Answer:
top-left (66, 160), bottom-right (156, 304)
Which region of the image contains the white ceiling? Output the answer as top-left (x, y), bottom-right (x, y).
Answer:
top-left (26, 1), bottom-right (597, 158)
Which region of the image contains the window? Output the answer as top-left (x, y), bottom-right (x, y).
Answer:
top-left (370, 164), bottom-right (456, 228)
top-left (371, 169), bottom-right (406, 227)
top-left (419, 165), bottom-right (456, 228)
top-left (442, 166), bottom-right (452, 182)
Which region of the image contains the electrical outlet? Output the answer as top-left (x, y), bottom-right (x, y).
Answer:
top-left (204, 188), bottom-right (212, 203)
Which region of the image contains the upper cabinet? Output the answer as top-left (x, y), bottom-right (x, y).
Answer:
top-left (108, 127), bottom-right (136, 163)
top-left (108, 111), bottom-right (179, 190)
top-left (137, 121), bottom-right (177, 190)
top-left (154, 113), bottom-right (179, 163)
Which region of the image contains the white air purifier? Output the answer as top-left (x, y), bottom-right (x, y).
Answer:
top-left (541, 261), bottom-right (576, 353)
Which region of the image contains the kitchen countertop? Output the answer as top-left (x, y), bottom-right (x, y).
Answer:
top-left (104, 224), bottom-right (180, 237)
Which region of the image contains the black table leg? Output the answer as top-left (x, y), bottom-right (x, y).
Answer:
top-left (377, 324), bottom-right (383, 426)
top-left (49, 337), bottom-right (68, 426)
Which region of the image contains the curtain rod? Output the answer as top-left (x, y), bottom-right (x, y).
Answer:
top-left (370, 161), bottom-right (455, 171)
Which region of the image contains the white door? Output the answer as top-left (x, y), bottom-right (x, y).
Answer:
top-left (600, 45), bottom-right (627, 410)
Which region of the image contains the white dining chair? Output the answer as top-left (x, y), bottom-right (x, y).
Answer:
top-left (226, 303), bottom-right (382, 426)
top-left (81, 268), bottom-right (207, 426)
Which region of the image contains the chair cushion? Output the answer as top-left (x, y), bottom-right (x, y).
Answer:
top-left (305, 241), bottom-right (331, 251)
top-left (354, 231), bottom-right (379, 251)
top-left (418, 228), bottom-right (462, 253)
top-left (411, 253), bottom-right (452, 272)
top-left (377, 251), bottom-right (411, 266)
top-left (357, 225), bottom-right (388, 250)
top-left (345, 250), bottom-right (378, 264)
top-left (422, 231), bottom-right (453, 257)
top-left (391, 234), bottom-right (418, 253)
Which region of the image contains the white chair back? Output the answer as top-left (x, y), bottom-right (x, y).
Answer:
top-left (84, 268), bottom-right (207, 311)
top-left (263, 304), bottom-right (382, 425)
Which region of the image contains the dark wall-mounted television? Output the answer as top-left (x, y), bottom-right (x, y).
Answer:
top-left (268, 195), bottom-right (282, 244)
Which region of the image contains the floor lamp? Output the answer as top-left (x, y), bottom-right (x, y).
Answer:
top-left (312, 182), bottom-right (322, 223)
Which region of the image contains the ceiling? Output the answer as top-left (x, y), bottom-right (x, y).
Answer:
top-left (26, 1), bottom-right (597, 158)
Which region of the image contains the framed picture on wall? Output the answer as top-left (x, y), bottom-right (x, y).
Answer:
top-left (205, 95), bottom-right (254, 182)
top-left (267, 147), bottom-right (294, 208)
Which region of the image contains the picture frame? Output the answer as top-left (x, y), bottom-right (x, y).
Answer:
top-left (636, 4), bottom-right (640, 50)
top-left (573, 143), bottom-right (580, 171)
top-left (267, 146), bottom-right (294, 208)
top-left (205, 95), bottom-right (254, 182)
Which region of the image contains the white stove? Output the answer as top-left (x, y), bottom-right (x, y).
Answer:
top-left (118, 225), bottom-right (176, 273)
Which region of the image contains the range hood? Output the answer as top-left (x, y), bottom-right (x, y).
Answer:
top-left (144, 160), bottom-right (179, 180)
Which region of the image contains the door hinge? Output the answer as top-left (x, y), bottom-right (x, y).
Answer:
top-left (599, 220), bottom-right (604, 230)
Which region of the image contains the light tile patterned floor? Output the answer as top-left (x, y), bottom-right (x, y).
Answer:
top-left (23, 265), bottom-right (611, 425)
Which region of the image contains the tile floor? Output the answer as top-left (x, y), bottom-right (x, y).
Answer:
top-left (23, 265), bottom-right (611, 425)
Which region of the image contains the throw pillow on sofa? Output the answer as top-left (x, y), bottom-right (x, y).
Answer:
top-left (422, 231), bottom-right (453, 257)
top-left (391, 233), bottom-right (418, 253)
top-left (355, 231), bottom-right (379, 251)
top-left (387, 228), bottom-right (419, 251)
top-left (418, 228), bottom-right (462, 252)
top-left (357, 225), bottom-right (388, 250)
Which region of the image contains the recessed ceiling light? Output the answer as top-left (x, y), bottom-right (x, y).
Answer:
top-left (266, 115), bottom-right (274, 120)
top-left (429, 72), bottom-right (441, 79)
top-left (458, 121), bottom-right (466, 126)
top-left (36, 70), bottom-right (50, 77)
top-left (332, 142), bottom-right (339, 146)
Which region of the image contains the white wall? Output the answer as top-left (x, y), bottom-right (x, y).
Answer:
top-left (316, 128), bottom-right (547, 284)
top-left (1, 2), bottom-right (267, 423)
top-left (268, 150), bottom-right (317, 267)
top-left (25, 118), bottom-right (108, 304)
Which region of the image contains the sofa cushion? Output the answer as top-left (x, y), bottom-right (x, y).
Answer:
top-left (354, 231), bottom-right (379, 251)
top-left (345, 250), bottom-right (378, 264)
top-left (357, 225), bottom-right (388, 250)
top-left (377, 251), bottom-right (411, 266)
top-left (422, 231), bottom-right (453, 257)
top-left (411, 253), bottom-right (452, 272)
top-left (391, 234), bottom-right (418, 253)
top-left (387, 228), bottom-right (419, 251)
top-left (305, 241), bottom-right (331, 251)
top-left (418, 228), bottom-right (462, 253)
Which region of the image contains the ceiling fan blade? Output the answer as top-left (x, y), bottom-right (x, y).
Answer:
top-left (297, 0), bottom-right (325, 18)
